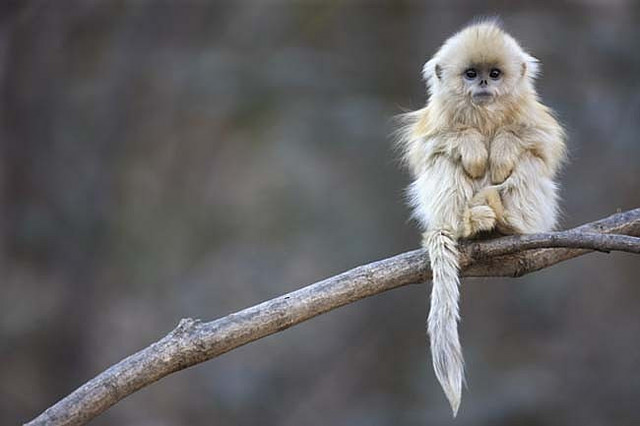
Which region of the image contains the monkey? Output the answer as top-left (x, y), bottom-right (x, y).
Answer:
top-left (396, 20), bottom-right (566, 416)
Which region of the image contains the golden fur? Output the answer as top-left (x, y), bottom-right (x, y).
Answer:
top-left (397, 20), bottom-right (566, 415)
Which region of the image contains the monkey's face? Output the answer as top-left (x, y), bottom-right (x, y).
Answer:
top-left (461, 64), bottom-right (503, 105)
top-left (431, 58), bottom-right (524, 107)
top-left (426, 24), bottom-right (539, 108)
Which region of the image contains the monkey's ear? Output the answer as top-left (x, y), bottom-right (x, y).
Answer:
top-left (434, 64), bottom-right (443, 80)
top-left (422, 59), bottom-right (438, 83)
top-left (521, 54), bottom-right (540, 79)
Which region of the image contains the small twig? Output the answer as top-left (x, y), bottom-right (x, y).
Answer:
top-left (26, 208), bottom-right (640, 426)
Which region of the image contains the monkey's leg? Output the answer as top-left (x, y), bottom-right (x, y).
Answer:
top-left (410, 156), bottom-right (491, 239)
top-left (495, 152), bottom-right (560, 234)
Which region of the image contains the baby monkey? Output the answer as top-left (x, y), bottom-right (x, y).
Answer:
top-left (397, 21), bottom-right (566, 416)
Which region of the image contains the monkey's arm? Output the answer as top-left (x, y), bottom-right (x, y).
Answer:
top-left (485, 116), bottom-right (566, 234)
top-left (521, 124), bottom-right (566, 175)
top-left (399, 108), bottom-right (489, 180)
top-left (491, 150), bottom-right (562, 234)
top-left (496, 151), bottom-right (558, 234)
top-left (489, 127), bottom-right (527, 184)
top-left (490, 121), bottom-right (566, 184)
top-left (429, 128), bottom-right (489, 179)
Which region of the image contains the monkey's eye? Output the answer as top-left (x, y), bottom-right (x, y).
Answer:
top-left (489, 68), bottom-right (501, 79)
top-left (464, 68), bottom-right (477, 79)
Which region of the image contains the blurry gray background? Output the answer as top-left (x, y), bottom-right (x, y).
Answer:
top-left (2, 1), bottom-right (639, 425)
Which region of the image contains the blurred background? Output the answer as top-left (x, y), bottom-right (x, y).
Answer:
top-left (2, 1), bottom-right (639, 425)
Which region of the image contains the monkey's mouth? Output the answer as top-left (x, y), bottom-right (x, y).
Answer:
top-left (471, 91), bottom-right (494, 104)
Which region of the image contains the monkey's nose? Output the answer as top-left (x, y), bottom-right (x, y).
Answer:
top-left (479, 80), bottom-right (488, 87)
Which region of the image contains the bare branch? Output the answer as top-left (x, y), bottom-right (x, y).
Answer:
top-left (26, 208), bottom-right (640, 426)
top-left (468, 232), bottom-right (640, 255)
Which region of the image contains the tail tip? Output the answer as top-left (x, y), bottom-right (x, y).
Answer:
top-left (451, 401), bottom-right (460, 418)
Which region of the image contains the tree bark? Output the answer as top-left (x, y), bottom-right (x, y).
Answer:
top-left (26, 208), bottom-right (640, 426)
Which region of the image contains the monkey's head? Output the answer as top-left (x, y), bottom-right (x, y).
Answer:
top-left (423, 21), bottom-right (539, 107)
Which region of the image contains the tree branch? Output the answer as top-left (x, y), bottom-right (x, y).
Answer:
top-left (26, 208), bottom-right (640, 426)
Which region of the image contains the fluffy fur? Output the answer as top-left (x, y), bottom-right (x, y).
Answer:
top-left (397, 20), bottom-right (566, 416)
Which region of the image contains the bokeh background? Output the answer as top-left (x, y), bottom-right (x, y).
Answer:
top-left (2, 1), bottom-right (639, 425)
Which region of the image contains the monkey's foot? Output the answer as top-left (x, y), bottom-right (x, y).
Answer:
top-left (461, 205), bottom-right (496, 238)
top-left (471, 186), bottom-right (504, 221)
top-left (496, 210), bottom-right (530, 235)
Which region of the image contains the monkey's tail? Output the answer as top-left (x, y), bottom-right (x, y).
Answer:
top-left (423, 229), bottom-right (465, 417)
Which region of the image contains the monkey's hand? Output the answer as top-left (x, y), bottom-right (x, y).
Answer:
top-left (460, 186), bottom-right (504, 238)
top-left (456, 129), bottom-right (488, 179)
top-left (489, 130), bottom-right (524, 184)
